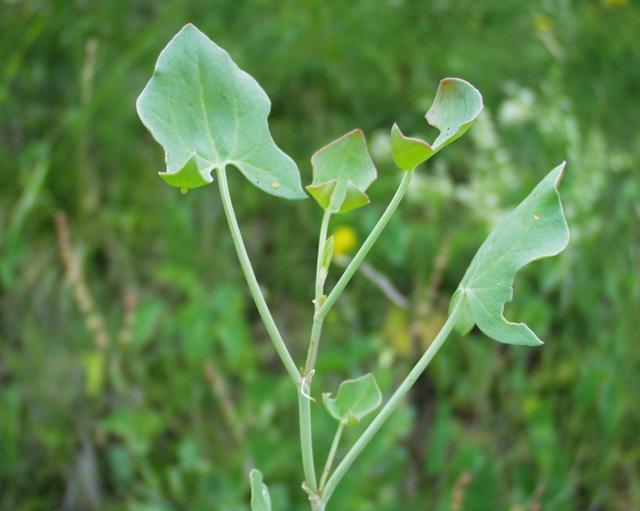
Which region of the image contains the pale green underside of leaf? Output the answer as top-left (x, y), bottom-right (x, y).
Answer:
top-left (307, 129), bottom-right (377, 214)
top-left (322, 373), bottom-right (382, 425)
top-left (249, 469), bottom-right (271, 511)
top-left (449, 163), bottom-right (570, 346)
top-left (391, 78), bottom-right (483, 171)
top-left (427, 77), bottom-right (483, 151)
top-left (137, 24), bottom-right (306, 199)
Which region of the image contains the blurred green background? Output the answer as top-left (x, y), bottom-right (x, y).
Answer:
top-left (1, 1), bottom-right (639, 510)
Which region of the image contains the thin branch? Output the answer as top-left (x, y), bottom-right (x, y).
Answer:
top-left (320, 300), bottom-right (462, 507)
top-left (316, 170), bottom-right (414, 321)
top-left (216, 167), bottom-right (301, 387)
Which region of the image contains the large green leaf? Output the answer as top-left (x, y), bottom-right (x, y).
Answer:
top-left (137, 24), bottom-right (306, 199)
top-left (449, 163), bottom-right (570, 346)
top-left (307, 129), bottom-right (377, 214)
top-left (249, 469), bottom-right (271, 511)
top-left (391, 78), bottom-right (483, 170)
top-left (322, 373), bottom-right (382, 425)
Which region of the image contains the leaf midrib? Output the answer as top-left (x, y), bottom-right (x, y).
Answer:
top-left (195, 48), bottom-right (221, 162)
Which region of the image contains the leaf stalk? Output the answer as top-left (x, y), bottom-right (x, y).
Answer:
top-left (216, 166), bottom-right (301, 387)
top-left (319, 420), bottom-right (346, 491)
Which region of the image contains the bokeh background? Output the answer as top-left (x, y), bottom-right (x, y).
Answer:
top-left (1, 1), bottom-right (639, 510)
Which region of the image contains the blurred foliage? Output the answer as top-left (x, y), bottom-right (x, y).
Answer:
top-left (1, 1), bottom-right (639, 510)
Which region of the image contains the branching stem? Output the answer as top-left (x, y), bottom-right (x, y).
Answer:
top-left (218, 166), bottom-right (422, 511)
top-left (320, 301), bottom-right (462, 507)
top-left (299, 209), bottom-right (332, 495)
top-left (316, 170), bottom-right (414, 321)
top-left (301, 171), bottom-right (415, 507)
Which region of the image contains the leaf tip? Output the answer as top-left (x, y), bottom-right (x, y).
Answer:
top-left (179, 22), bottom-right (202, 37)
top-left (553, 160), bottom-right (567, 188)
top-left (548, 161), bottom-right (571, 253)
top-left (311, 128), bottom-right (365, 159)
top-left (439, 77), bottom-right (484, 109)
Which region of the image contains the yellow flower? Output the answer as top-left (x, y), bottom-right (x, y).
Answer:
top-left (533, 13), bottom-right (552, 33)
top-left (333, 225), bottom-right (358, 256)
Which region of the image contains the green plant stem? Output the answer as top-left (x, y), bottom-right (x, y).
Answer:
top-left (314, 210), bottom-right (331, 303)
top-left (319, 421), bottom-right (345, 491)
top-left (298, 209), bottom-right (332, 497)
top-left (316, 169), bottom-right (414, 321)
top-left (299, 383), bottom-right (318, 494)
top-left (298, 316), bottom-right (323, 497)
top-left (320, 301), bottom-right (461, 507)
top-left (216, 166), bottom-right (301, 387)
top-left (306, 210), bottom-right (331, 372)
top-left (304, 171), bottom-right (414, 507)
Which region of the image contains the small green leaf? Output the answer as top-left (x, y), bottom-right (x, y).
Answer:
top-left (322, 373), bottom-right (382, 425)
top-left (391, 78), bottom-right (483, 170)
top-left (390, 123), bottom-right (434, 170)
top-left (449, 163), bottom-right (570, 346)
top-left (307, 129), bottom-right (377, 214)
top-left (137, 24), bottom-right (306, 199)
top-left (249, 469), bottom-right (271, 511)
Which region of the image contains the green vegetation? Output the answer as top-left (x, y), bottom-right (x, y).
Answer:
top-left (1, 2), bottom-right (639, 510)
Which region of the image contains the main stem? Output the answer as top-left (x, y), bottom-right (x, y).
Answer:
top-left (316, 170), bottom-right (414, 321)
top-left (299, 210), bottom-right (332, 497)
top-left (299, 381), bottom-right (318, 494)
top-left (314, 210), bottom-right (331, 303)
top-left (305, 210), bottom-right (331, 372)
top-left (216, 167), bottom-right (301, 387)
top-left (320, 301), bottom-right (462, 507)
top-left (303, 171), bottom-right (414, 507)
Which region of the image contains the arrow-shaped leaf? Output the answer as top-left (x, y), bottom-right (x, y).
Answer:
top-left (449, 163), bottom-right (570, 346)
top-left (137, 24), bottom-right (306, 199)
top-left (322, 373), bottom-right (382, 425)
top-left (249, 469), bottom-right (271, 511)
top-left (307, 129), bottom-right (377, 214)
top-left (391, 78), bottom-right (483, 170)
